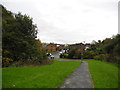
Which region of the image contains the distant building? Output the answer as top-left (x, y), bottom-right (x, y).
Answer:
top-left (85, 43), bottom-right (91, 50)
top-left (46, 43), bottom-right (57, 52)
top-left (57, 44), bottom-right (65, 51)
top-left (42, 45), bottom-right (47, 48)
top-left (68, 43), bottom-right (85, 50)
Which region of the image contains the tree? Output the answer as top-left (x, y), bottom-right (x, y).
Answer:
top-left (2, 5), bottom-right (47, 67)
top-left (67, 49), bottom-right (76, 59)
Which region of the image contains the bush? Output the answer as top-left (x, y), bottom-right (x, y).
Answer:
top-left (73, 49), bottom-right (82, 59)
top-left (60, 53), bottom-right (68, 58)
top-left (60, 54), bottom-right (63, 58)
top-left (93, 54), bottom-right (119, 64)
top-left (93, 54), bottom-right (109, 61)
top-left (2, 57), bottom-right (13, 67)
top-left (9, 59), bottom-right (54, 67)
top-left (67, 49), bottom-right (85, 59)
top-left (9, 61), bottom-right (23, 67)
top-left (2, 5), bottom-right (47, 67)
top-left (94, 55), bottom-right (101, 60)
top-left (67, 49), bottom-right (76, 59)
top-left (83, 51), bottom-right (93, 59)
top-left (63, 53), bottom-right (68, 58)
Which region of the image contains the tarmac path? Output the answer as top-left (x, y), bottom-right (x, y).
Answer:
top-left (60, 61), bottom-right (93, 88)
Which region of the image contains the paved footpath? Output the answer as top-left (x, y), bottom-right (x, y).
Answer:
top-left (60, 61), bottom-right (93, 88)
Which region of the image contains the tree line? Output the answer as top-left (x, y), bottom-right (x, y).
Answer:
top-left (62, 34), bottom-right (120, 65)
top-left (2, 5), bottom-right (48, 67)
top-left (89, 34), bottom-right (120, 65)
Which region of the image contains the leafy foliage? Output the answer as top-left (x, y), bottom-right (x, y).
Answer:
top-left (88, 34), bottom-right (120, 64)
top-left (66, 34), bottom-right (120, 64)
top-left (67, 49), bottom-right (76, 59)
top-left (2, 5), bottom-right (47, 67)
top-left (67, 49), bottom-right (84, 59)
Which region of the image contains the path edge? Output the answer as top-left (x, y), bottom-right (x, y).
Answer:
top-left (87, 61), bottom-right (94, 88)
top-left (58, 61), bottom-right (82, 88)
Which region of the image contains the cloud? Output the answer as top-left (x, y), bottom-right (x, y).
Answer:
top-left (1, 0), bottom-right (118, 44)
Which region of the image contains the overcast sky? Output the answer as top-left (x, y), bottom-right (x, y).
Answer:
top-left (1, 0), bottom-right (119, 44)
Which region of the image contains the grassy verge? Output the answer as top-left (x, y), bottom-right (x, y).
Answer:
top-left (3, 61), bottom-right (81, 88)
top-left (86, 59), bottom-right (118, 88)
top-left (56, 58), bottom-right (81, 61)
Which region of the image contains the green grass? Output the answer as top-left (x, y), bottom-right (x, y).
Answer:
top-left (2, 61), bottom-right (81, 88)
top-left (0, 68), bottom-right (2, 89)
top-left (56, 58), bottom-right (81, 61)
top-left (86, 59), bottom-right (118, 88)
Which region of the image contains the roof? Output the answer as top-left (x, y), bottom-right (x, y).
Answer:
top-left (42, 45), bottom-right (47, 47)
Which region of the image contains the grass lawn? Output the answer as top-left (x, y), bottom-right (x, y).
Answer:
top-left (56, 58), bottom-right (81, 61)
top-left (86, 59), bottom-right (118, 88)
top-left (2, 61), bottom-right (81, 88)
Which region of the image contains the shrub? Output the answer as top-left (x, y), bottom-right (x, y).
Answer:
top-left (93, 54), bottom-right (119, 64)
top-left (67, 49), bottom-right (76, 59)
top-left (93, 54), bottom-right (107, 61)
top-left (9, 59), bottom-right (53, 67)
top-left (60, 53), bottom-right (67, 58)
top-left (2, 5), bottom-right (47, 67)
top-left (2, 57), bottom-right (13, 67)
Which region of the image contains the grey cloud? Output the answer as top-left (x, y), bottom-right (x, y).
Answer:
top-left (1, 0), bottom-right (118, 44)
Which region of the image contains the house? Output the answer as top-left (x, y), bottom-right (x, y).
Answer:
top-left (68, 43), bottom-right (85, 50)
top-left (46, 43), bottom-right (57, 52)
top-left (57, 44), bottom-right (65, 51)
top-left (85, 43), bottom-right (91, 50)
top-left (42, 44), bottom-right (47, 48)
